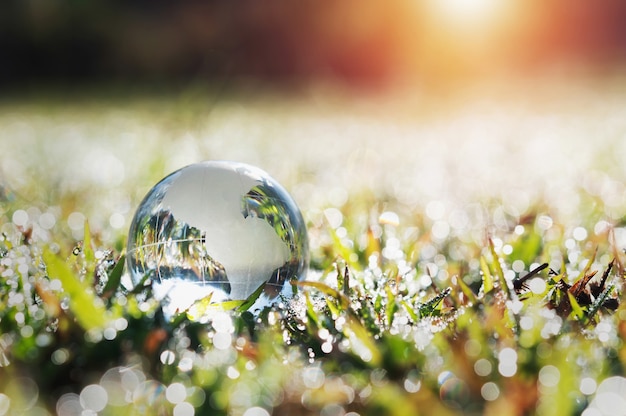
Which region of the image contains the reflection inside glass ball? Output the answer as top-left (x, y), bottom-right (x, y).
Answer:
top-left (126, 161), bottom-right (308, 318)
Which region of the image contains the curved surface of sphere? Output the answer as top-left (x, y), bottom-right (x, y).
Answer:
top-left (126, 161), bottom-right (308, 317)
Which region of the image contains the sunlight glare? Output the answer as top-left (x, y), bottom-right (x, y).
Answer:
top-left (436, 0), bottom-right (500, 20)
top-left (431, 0), bottom-right (502, 24)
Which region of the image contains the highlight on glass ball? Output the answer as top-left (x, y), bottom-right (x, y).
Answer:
top-left (126, 161), bottom-right (309, 318)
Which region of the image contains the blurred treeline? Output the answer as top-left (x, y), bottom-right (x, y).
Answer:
top-left (2, 0), bottom-right (626, 90)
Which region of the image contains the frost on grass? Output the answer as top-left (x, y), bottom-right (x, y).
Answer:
top-left (1, 191), bottom-right (625, 415)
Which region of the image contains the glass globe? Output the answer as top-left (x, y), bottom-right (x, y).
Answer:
top-left (126, 161), bottom-right (308, 318)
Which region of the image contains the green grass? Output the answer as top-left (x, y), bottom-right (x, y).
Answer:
top-left (1, 78), bottom-right (626, 415)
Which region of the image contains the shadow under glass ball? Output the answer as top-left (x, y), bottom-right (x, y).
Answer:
top-left (126, 161), bottom-right (309, 318)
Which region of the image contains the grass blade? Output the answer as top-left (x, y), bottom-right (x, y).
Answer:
top-left (83, 220), bottom-right (96, 279)
top-left (401, 300), bottom-right (419, 323)
top-left (455, 275), bottom-right (479, 305)
top-left (43, 248), bottom-right (108, 330)
top-left (293, 280), bottom-right (351, 309)
top-left (102, 253), bottom-right (125, 299)
top-left (488, 238), bottom-right (510, 298)
top-left (586, 284), bottom-right (615, 324)
top-left (305, 292), bottom-right (322, 328)
top-left (385, 286), bottom-right (398, 328)
top-left (237, 282), bottom-right (266, 312)
top-left (343, 315), bottom-right (381, 366)
top-left (567, 292), bottom-right (585, 321)
top-left (480, 256), bottom-right (494, 295)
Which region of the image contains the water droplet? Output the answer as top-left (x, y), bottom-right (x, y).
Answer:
top-left (226, 366), bottom-right (240, 379)
top-left (426, 201), bottom-right (445, 220)
top-left (121, 368), bottom-right (145, 392)
top-left (404, 376), bottom-right (421, 393)
top-left (439, 376), bottom-right (469, 408)
top-left (103, 328), bottom-right (117, 340)
top-left (520, 316), bottom-right (534, 330)
top-left (173, 402), bottom-right (195, 416)
top-left (324, 208), bottom-right (343, 229)
top-left (498, 348), bottom-right (518, 377)
top-left (39, 212), bottom-right (56, 230)
top-left (213, 332), bottom-right (232, 350)
top-left (474, 359), bottom-right (492, 377)
top-left (57, 393), bottom-right (81, 416)
top-left (512, 260), bottom-right (525, 273)
top-left (166, 383), bottom-right (187, 404)
top-left (178, 357), bottom-right (193, 372)
top-left (431, 221), bottom-right (450, 240)
top-left (12, 210), bottom-right (28, 227)
top-left (529, 277), bottom-right (547, 294)
top-left (132, 381), bottom-right (166, 407)
top-left (5, 377), bottom-right (38, 412)
top-left (573, 226), bottom-right (588, 241)
top-left (464, 339), bottom-right (481, 356)
top-left (67, 212), bottom-right (85, 231)
top-left (538, 365), bottom-right (560, 388)
top-left (379, 211), bottom-right (399, 226)
top-left (19, 325), bottom-right (33, 338)
top-left (80, 384), bottom-right (108, 412)
top-left (160, 350), bottom-right (175, 366)
top-left (0, 393), bottom-right (10, 416)
top-left (481, 382), bottom-right (500, 401)
top-left (100, 367), bottom-right (132, 407)
top-left (303, 366), bottom-right (325, 389)
top-left (580, 377), bottom-right (597, 395)
top-left (243, 407), bottom-right (270, 416)
top-left (109, 213), bottom-right (125, 229)
top-left (52, 348), bottom-right (70, 365)
top-left (114, 318), bottom-right (128, 331)
top-left (537, 215), bottom-right (553, 230)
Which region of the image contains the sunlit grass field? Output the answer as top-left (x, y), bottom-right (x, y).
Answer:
top-left (2, 75), bottom-right (626, 415)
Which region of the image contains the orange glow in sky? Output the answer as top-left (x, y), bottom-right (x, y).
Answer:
top-left (406, 0), bottom-right (523, 82)
top-left (429, 0), bottom-right (505, 25)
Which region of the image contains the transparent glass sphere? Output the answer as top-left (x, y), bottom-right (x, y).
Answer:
top-left (126, 161), bottom-right (308, 317)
